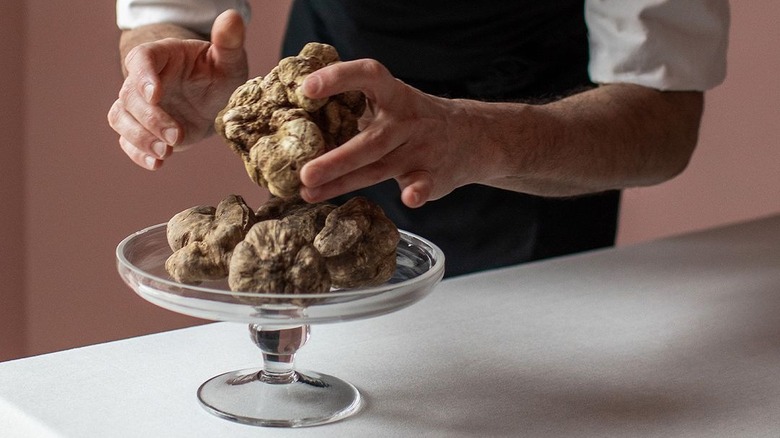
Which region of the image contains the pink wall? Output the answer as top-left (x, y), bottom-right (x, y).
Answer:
top-left (618, 1), bottom-right (780, 244)
top-left (0, 3), bottom-right (26, 361)
top-left (5, 0), bottom-right (292, 360)
top-left (1, 1), bottom-right (778, 361)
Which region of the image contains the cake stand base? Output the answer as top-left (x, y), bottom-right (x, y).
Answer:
top-left (197, 368), bottom-right (362, 428)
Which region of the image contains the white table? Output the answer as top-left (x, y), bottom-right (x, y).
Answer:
top-left (2, 215), bottom-right (780, 437)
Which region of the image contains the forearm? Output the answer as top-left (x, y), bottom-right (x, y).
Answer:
top-left (461, 84), bottom-right (704, 196)
top-left (119, 24), bottom-right (205, 76)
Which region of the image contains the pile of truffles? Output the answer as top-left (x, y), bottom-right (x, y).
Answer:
top-left (165, 195), bottom-right (400, 296)
top-left (215, 42), bottom-right (366, 198)
top-left (165, 43), bottom-right (401, 299)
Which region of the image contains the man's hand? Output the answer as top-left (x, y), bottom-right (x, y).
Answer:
top-left (298, 60), bottom-right (479, 208)
top-left (107, 10), bottom-right (249, 170)
top-left (297, 59), bottom-right (703, 208)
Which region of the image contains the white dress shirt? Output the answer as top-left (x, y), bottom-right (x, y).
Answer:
top-left (116, 0), bottom-right (729, 91)
top-left (116, 0), bottom-right (252, 36)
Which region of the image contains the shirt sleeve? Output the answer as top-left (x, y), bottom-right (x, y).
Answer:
top-left (116, 0), bottom-right (251, 35)
top-left (585, 0), bottom-right (730, 91)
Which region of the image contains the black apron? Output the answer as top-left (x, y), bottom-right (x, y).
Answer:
top-left (282, 0), bottom-right (620, 277)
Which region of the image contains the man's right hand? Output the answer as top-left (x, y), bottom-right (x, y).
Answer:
top-left (107, 9), bottom-right (249, 170)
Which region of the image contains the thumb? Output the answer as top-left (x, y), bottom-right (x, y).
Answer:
top-left (397, 171), bottom-right (434, 208)
top-left (210, 9), bottom-right (246, 67)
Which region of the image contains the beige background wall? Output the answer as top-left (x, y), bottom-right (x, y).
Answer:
top-left (1, 1), bottom-right (778, 361)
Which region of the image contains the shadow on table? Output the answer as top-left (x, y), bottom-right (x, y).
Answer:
top-left (360, 364), bottom-right (721, 437)
top-left (358, 283), bottom-right (780, 437)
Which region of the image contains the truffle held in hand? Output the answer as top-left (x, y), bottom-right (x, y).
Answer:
top-left (215, 43), bottom-right (366, 198)
top-left (165, 195), bottom-right (256, 284)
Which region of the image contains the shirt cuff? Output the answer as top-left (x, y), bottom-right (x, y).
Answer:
top-left (586, 0), bottom-right (729, 91)
top-left (116, 0), bottom-right (251, 35)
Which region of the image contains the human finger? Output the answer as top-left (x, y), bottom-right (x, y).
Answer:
top-left (299, 120), bottom-right (406, 188)
top-left (300, 160), bottom-right (389, 203)
top-left (300, 160), bottom-right (433, 207)
top-left (122, 42), bottom-right (172, 104)
top-left (118, 136), bottom-right (162, 170)
top-left (121, 43), bottom-right (187, 144)
top-left (397, 171), bottom-right (435, 208)
top-left (114, 74), bottom-right (180, 146)
top-left (211, 10), bottom-right (246, 63)
top-left (301, 59), bottom-right (399, 102)
top-left (107, 98), bottom-right (173, 160)
top-left (300, 139), bottom-right (423, 203)
top-left (118, 73), bottom-right (180, 142)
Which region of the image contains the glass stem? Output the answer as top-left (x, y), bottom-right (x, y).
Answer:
top-left (249, 324), bottom-right (310, 385)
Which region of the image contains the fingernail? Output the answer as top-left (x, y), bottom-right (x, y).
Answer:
top-left (302, 163), bottom-right (322, 186)
top-left (143, 83), bottom-right (154, 102)
top-left (152, 141), bottom-right (167, 159)
top-left (144, 155), bottom-right (158, 169)
top-left (162, 128), bottom-right (178, 145)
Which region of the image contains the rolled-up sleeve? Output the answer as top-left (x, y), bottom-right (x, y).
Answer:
top-left (586, 0), bottom-right (729, 91)
top-left (116, 0), bottom-right (251, 35)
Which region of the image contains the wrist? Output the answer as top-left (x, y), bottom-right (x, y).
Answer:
top-left (452, 99), bottom-right (549, 187)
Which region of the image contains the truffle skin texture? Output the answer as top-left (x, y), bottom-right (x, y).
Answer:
top-left (215, 42), bottom-right (366, 198)
top-left (250, 117), bottom-right (325, 198)
top-left (314, 197), bottom-right (400, 288)
top-left (165, 195), bottom-right (256, 284)
top-left (255, 196), bottom-right (336, 242)
top-left (254, 196), bottom-right (310, 222)
top-left (228, 219), bottom-right (331, 295)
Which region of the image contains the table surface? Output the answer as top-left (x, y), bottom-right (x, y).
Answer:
top-left (2, 215), bottom-right (780, 437)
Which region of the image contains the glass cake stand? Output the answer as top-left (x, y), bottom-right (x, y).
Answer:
top-left (116, 223), bottom-right (444, 428)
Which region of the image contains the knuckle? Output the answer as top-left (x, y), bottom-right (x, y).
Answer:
top-left (138, 106), bottom-right (160, 128)
top-left (367, 157), bottom-right (389, 177)
top-left (106, 101), bottom-right (121, 126)
top-left (361, 124), bottom-right (392, 146)
top-left (117, 85), bottom-right (129, 101)
top-left (124, 44), bottom-right (146, 66)
top-left (125, 124), bottom-right (154, 151)
top-left (359, 59), bottom-right (387, 80)
top-left (118, 79), bottom-right (135, 100)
